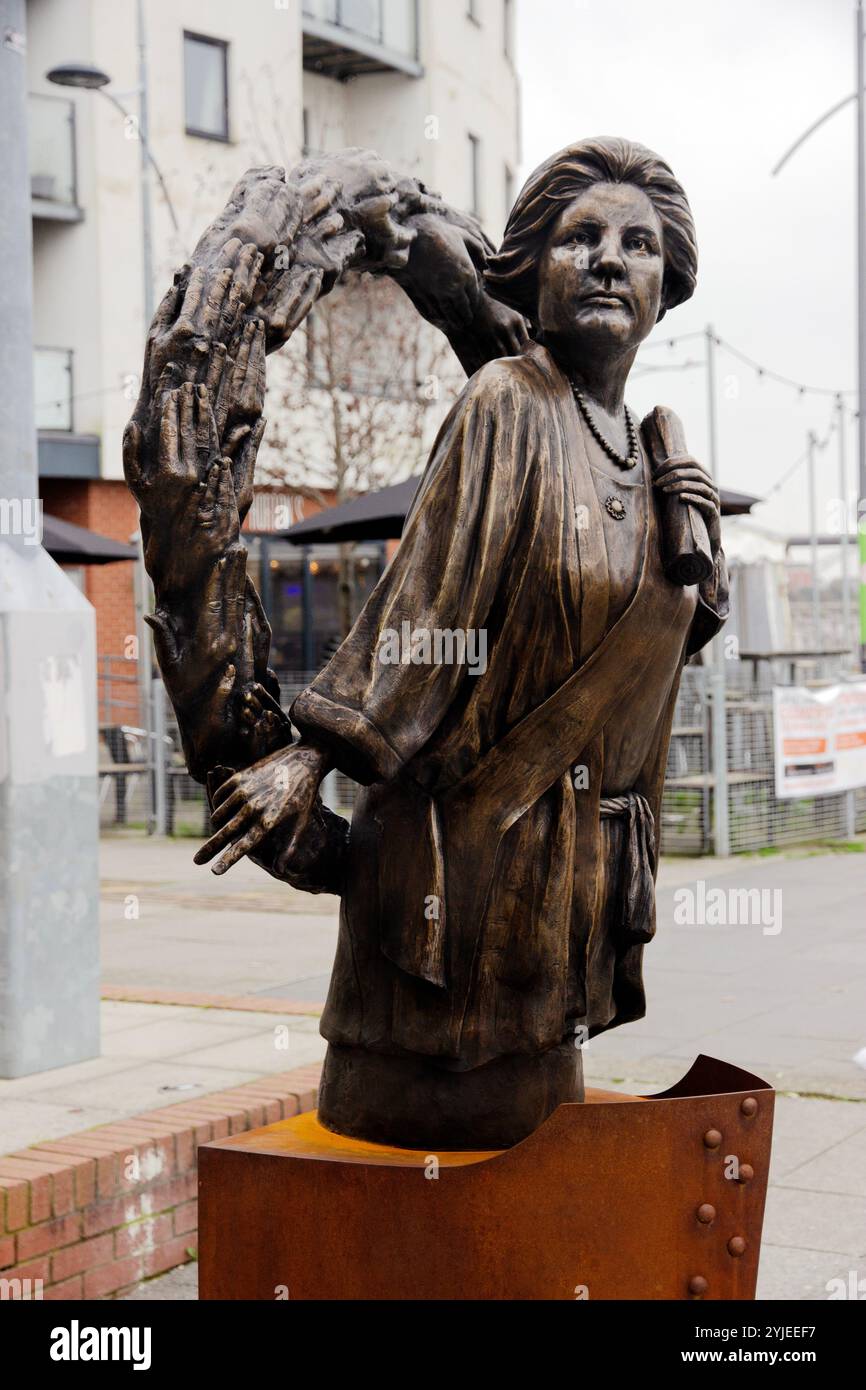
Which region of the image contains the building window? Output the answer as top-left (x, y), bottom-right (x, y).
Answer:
top-left (467, 0), bottom-right (480, 25)
top-left (184, 32), bottom-right (229, 141)
top-left (468, 132), bottom-right (482, 219)
top-left (340, 0), bottom-right (382, 41)
top-left (504, 0), bottom-right (514, 60)
top-left (504, 163), bottom-right (515, 222)
top-left (34, 347), bottom-right (73, 431)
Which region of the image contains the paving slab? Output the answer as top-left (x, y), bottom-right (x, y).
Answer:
top-left (764, 1094), bottom-right (866, 1178)
top-left (773, 1125), bottom-right (866, 1199)
top-left (0, 1001), bottom-right (327, 1150)
top-left (756, 1243), bottom-right (864, 1301)
top-left (762, 1186), bottom-right (866, 1259)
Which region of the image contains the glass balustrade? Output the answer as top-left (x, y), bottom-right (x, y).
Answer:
top-left (29, 93), bottom-right (78, 211)
top-left (34, 347), bottom-right (73, 432)
top-left (302, 0), bottom-right (419, 71)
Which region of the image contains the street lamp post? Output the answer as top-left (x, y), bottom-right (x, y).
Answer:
top-left (47, 13), bottom-right (177, 835)
top-left (858, 0), bottom-right (866, 669)
top-left (838, 393), bottom-right (852, 649)
top-left (45, 55), bottom-right (180, 284)
top-left (704, 322), bottom-right (730, 857)
top-left (772, 1), bottom-right (866, 670)
top-left (807, 429), bottom-right (823, 649)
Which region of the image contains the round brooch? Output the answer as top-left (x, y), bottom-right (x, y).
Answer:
top-left (605, 496), bottom-right (626, 521)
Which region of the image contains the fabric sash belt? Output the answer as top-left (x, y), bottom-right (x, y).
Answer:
top-left (599, 792), bottom-right (656, 945)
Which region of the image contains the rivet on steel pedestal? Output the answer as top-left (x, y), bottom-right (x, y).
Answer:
top-left (703, 1128), bottom-right (722, 1149)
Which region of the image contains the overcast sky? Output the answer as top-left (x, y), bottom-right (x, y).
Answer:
top-left (514, 0), bottom-right (857, 539)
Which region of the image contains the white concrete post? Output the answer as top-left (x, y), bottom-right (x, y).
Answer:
top-left (0, 0), bottom-right (99, 1075)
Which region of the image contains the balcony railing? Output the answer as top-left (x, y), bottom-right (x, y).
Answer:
top-left (34, 347), bottom-right (73, 431)
top-left (29, 93), bottom-right (82, 220)
top-left (302, 0), bottom-right (421, 79)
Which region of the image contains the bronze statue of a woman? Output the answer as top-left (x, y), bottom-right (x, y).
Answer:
top-left (125, 138), bottom-right (727, 1150)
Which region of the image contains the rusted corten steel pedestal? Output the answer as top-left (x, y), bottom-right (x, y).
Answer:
top-left (198, 1056), bottom-right (773, 1301)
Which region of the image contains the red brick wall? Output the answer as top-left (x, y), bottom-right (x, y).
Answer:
top-left (0, 1064), bottom-right (321, 1300)
top-left (42, 480), bottom-right (140, 665)
top-left (82, 484), bottom-right (141, 672)
top-left (42, 479), bottom-right (141, 725)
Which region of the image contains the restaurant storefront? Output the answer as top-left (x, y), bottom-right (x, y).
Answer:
top-left (246, 535), bottom-right (387, 674)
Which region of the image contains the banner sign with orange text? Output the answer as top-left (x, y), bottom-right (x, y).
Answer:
top-left (773, 682), bottom-right (866, 798)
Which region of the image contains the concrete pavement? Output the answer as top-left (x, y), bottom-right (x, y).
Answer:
top-left (101, 835), bottom-right (866, 1100)
top-left (5, 833), bottom-right (866, 1300)
top-left (0, 1000), bottom-right (326, 1155)
top-left (99, 833), bottom-right (338, 1000)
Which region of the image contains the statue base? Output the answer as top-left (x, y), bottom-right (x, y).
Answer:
top-left (198, 1055), bottom-right (773, 1301)
top-left (317, 1039), bottom-right (584, 1149)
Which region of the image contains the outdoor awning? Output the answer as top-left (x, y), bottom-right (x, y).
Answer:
top-left (720, 488), bottom-right (761, 516)
top-left (284, 475), bottom-right (420, 544)
top-left (43, 513), bottom-right (138, 565)
top-left (283, 475), bottom-right (761, 545)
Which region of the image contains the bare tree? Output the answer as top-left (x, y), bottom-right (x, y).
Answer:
top-left (177, 84), bottom-right (467, 638)
top-left (258, 272), bottom-right (463, 634)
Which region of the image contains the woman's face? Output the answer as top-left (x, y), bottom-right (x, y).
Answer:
top-left (536, 182), bottom-right (665, 354)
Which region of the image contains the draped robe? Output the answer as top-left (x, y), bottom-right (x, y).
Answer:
top-left (275, 340), bottom-right (728, 1074)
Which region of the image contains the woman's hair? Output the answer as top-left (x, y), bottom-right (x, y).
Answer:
top-left (485, 136), bottom-right (697, 326)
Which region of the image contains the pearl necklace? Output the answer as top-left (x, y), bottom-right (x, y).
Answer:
top-left (573, 387), bottom-right (639, 470)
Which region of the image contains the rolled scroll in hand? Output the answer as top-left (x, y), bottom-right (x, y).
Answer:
top-left (642, 405), bottom-right (715, 587)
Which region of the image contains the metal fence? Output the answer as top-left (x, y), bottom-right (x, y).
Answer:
top-left (98, 654), bottom-right (151, 832)
top-left (98, 660), bottom-right (866, 853)
top-left (98, 654), bottom-right (208, 836)
top-left (659, 664), bottom-right (710, 855)
top-left (659, 660), bottom-right (866, 855)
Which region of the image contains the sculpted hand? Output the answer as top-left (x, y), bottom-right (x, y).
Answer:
top-left (400, 212), bottom-right (489, 328)
top-left (204, 317), bottom-right (265, 435)
top-left (459, 290), bottom-right (530, 374)
top-left (653, 455), bottom-right (721, 552)
top-left (239, 682), bottom-right (293, 762)
top-left (201, 316), bottom-right (267, 522)
top-left (194, 454), bottom-right (241, 550)
top-left (126, 379), bottom-right (218, 521)
top-left (140, 240), bottom-right (263, 406)
top-left (192, 168), bottom-right (303, 270)
top-left (145, 547), bottom-right (246, 706)
top-left (257, 263), bottom-right (324, 349)
top-left (307, 152), bottom-right (410, 270)
top-left (394, 210), bottom-right (529, 373)
top-left (194, 741), bottom-right (333, 875)
top-left (257, 175), bottom-right (358, 346)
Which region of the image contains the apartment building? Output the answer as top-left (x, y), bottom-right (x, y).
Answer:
top-left (26, 0), bottom-right (520, 686)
